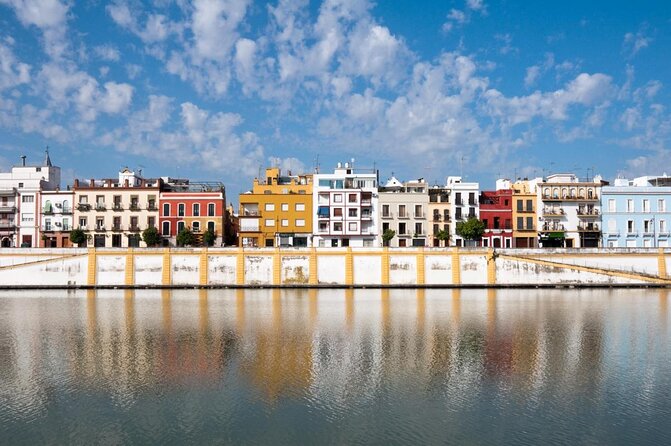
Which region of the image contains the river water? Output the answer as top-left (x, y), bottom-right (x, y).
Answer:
top-left (0, 288), bottom-right (669, 445)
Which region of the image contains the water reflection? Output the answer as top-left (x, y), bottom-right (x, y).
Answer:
top-left (1, 288), bottom-right (670, 444)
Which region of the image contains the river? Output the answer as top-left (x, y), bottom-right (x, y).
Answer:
top-left (1, 288), bottom-right (669, 444)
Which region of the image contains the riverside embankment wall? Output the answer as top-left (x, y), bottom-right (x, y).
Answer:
top-left (0, 247), bottom-right (670, 288)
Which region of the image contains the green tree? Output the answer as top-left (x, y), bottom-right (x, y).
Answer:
top-left (382, 228), bottom-right (396, 247)
top-left (456, 217), bottom-right (485, 245)
top-left (69, 228), bottom-right (87, 247)
top-left (142, 226), bottom-right (161, 247)
top-left (203, 228), bottom-right (217, 247)
top-left (176, 227), bottom-right (195, 246)
top-left (435, 229), bottom-right (450, 247)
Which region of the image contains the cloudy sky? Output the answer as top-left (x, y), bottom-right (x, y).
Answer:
top-left (0, 0), bottom-right (670, 199)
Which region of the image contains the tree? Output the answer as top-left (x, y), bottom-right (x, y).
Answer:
top-left (435, 229), bottom-right (450, 247)
top-left (176, 227), bottom-right (195, 246)
top-left (69, 228), bottom-right (87, 247)
top-left (456, 217), bottom-right (485, 245)
top-left (203, 228), bottom-right (216, 247)
top-left (382, 228), bottom-right (396, 247)
top-left (142, 226), bottom-right (161, 247)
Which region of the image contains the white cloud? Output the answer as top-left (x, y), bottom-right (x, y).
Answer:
top-left (623, 26), bottom-right (653, 57)
top-left (0, 0), bottom-right (70, 59)
top-left (93, 45), bottom-right (120, 62)
top-left (466, 0), bottom-right (486, 12)
top-left (0, 42), bottom-right (31, 90)
top-left (524, 66), bottom-right (540, 88)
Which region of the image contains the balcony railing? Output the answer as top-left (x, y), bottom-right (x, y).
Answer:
top-left (541, 224), bottom-right (565, 231)
top-left (95, 204), bottom-right (106, 211)
top-left (129, 225), bottom-right (141, 232)
top-left (95, 226), bottom-right (106, 232)
top-left (432, 214), bottom-right (441, 221)
top-left (129, 204), bottom-right (141, 211)
top-left (578, 224), bottom-right (600, 232)
top-left (147, 204), bottom-right (158, 211)
top-left (61, 207), bottom-right (72, 214)
top-left (112, 204), bottom-right (123, 211)
top-left (542, 208), bottom-right (564, 216)
top-left (577, 208), bottom-right (600, 216)
top-left (112, 225), bottom-right (122, 232)
top-left (77, 203), bottom-right (91, 211)
top-left (0, 222), bottom-right (15, 229)
top-left (0, 205), bottom-right (16, 213)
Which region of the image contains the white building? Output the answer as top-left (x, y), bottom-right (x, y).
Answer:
top-left (40, 190), bottom-right (74, 247)
top-left (378, 177), bottom-right (429, 247)
top-left (0, 150), bottom-right (60, 247)
top-left (313, 163), bottom-right (378, 247)
top-left (537, 173), bottom-right (606, 248)
top-left (447, 176), bottom-right (480, 247)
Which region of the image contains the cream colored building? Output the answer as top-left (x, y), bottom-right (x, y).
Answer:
top-left (378, 177), bottom-right (429, 247)
top-left (73, 168), bottom-right (160, 247)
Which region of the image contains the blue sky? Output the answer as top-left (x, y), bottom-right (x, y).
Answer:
top-left (0, 0), bottom-right (670, 200)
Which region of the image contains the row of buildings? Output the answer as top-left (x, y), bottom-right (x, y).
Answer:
top-left (0, 151), bottom-right (231, 248)
top-left (2, 152), bottom-right (670, 249)
top-left (239, 164), bottom-right (671, 249)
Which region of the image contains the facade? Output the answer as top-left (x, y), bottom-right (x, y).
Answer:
top-left (601, 175), bottom-right (671, 248)
top-left (479, 180), bottom-right (513, 248)
top-left (537, 174), bottom-right (606, 248)
top-left (447, 176), bottom-right (480, 247)
top-left (511, 178), bottom-right (540, 248)
top-left (239, 167), bottom-right (313, 248)
top-left (73, 168), bottom-right (160, 248)
top-left (159, 180), bottom-right (227, 246)
top-left (428, 186), bottom-right (451, 247)
top-left (0, 150), bottom-right (60, 247)
top-left (313, 163), bottom-right (378, 248)
top-left (378, 177), bottom-right (429, 247)
top-left (39, 190), bottom-right (74, 247)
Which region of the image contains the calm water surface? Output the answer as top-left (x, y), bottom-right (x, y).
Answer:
top-left (0, 288), bottom-right (670, 445)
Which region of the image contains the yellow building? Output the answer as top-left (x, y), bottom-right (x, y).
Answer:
top-left (512, 179), bottom-right (540, 248)
top-left (239, 167), bottom-right (313, 247)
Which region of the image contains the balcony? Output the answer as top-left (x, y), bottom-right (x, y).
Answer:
top-left (112, 225), bottom-right (123, 232)
top-left (77, 203), bottom-right (91, 211)
top-left (0, 205), bottom-right (16, 213)
top-left (541, 223), bottom-right (565, 232)
top-left (542, 208), bottom-right (564, 216)
top-left (79, 225), bottom-right (89, 231)
top-left (360, 199), bottom-right (372, 206)
top-left (42, 208), bottom-right (54, 215)
top-left (518, 207), bottom-right (535, 214)
top-left (626, 231), bottom-right (638, 237)
top-left (147, 204), bottom-right (158, 211)
top-left (129, 204), bottom-right (141, 211)
top-left (0, 222), bottom-right (15, 230)
top-left (578, 224), bottom-right (600, 232)
top-left (516, 225), bottom-right (536, 232)
top-left (432, 214), bottom-right (441, 222)
top-left (129, 225), bottom-right (141, 232)
top-left (112, 204), bottom-right (123, 211)
top-left (361, 212), bottom-right (372, 220)
top-left (61, 207), bottom-right (72, 215)
top-left (94, 226), bottom-right (106, 232)
top-left (95, 204), bottom-right (106, 211)
top-left (658, 231), bottom-right (670, 238)
top-left (42, 226), bottom-right (54, 232)
top-left (577, 208), bottom-right (600, 217)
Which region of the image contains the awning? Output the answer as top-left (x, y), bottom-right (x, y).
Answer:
top-left (541, 232), bottom-right (565, 239)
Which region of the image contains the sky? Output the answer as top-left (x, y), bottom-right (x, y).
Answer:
top-left (0, 0), bottom-right (670, 201)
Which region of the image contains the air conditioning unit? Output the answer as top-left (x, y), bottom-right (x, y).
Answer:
top-left (55, 203), bottom-right (62, 208)
top-left (55, 222), bottom-right (62, 226)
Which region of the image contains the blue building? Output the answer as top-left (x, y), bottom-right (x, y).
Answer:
top-left (601, 176), bottom-right (671, 248)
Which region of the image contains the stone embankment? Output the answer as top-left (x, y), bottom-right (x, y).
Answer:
top-left (0, 247), bottom-right (669, 288)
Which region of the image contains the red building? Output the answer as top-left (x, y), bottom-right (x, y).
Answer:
top-left (479, 188), bottom-right (513, 248)
top-left (159, 180), bottom-right (227, 246)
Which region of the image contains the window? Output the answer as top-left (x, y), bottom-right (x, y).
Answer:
top-left (333, 208), bottom-right (343, 217)
top-left (661, 220), bottom-right (667, 233)
top-left (643, 199), bottom-right (650, 213)
top-left (162, 221), bottom-right (170, 235)
top-left (177, 221), bottom-right (185, 233)
top-left (526, 200), bottom-right (533, 211)
top-left (333, 222), bottom-right (343, 231)
top-left (517, 217), bottom-right (524, 230)
top-left (44, 219), bottom-right (51, 231)
top-left (22, 195), bottom-right (34, 203)
top-left (398, 205), bottom-right (406, 218)
top-left (178, 203), bottom-right (185, 217)
top-left (207, 221), bottom-right (215, 233)
top-left (398, 222), bottom-right (406, 235)
top-left (281, 203), bottom-right (289, 211)
top-left (208, 203), bottom-right (215, 216)
top-left (348, 194), bottom-right (357, 203)
top-left (608, 199), bottom-right (616, 213)
top-left (659, 199), bottom-right (666, 213)
top-left (319, 222), bottom-right (328, 232)
top-left (349, 208), bottom-right (358, 217)
top-left (526, 217), bottom-right (533, 230)
top-left (130, 216), bottom-right (138, 229)
top-left (295, 203), bottom-right (305, 211)
top-left (265, 203), bottom-right (275, 211)
top-left (348, 222), bottom-right (357, 231)
top-left (296, 219), bottom-right (305, 227)
top-left (79, 217), bottom-right (87, 228)
top-left (415, 223), bottom-right (422, 234)
top-left (193, 203), bottom-right (200, 216)
top-left (163, 203), bottom-right (170, 216)
top-left (96, 217), bottom-right (104, 229)
top-left (382, 204), bottom-right (390, 217)
top-left (627, 220), bottom-right (635, 233)
top-left (414, 205), bottom-right (422, 218)
top-left (192, 221), bottom-right (200, 232)
top-left (333, 194), bottom-right (343, 203)
top-left (627, 199), bottom-right (634, 213)
top-left (281, 219), bottom-right (289, 227)
top-left (265, 219), bottom-right (275, 227)
top-left (608, 219), bottom-right (616, 232)
top-left (147, 217), bottom-right (155, 228)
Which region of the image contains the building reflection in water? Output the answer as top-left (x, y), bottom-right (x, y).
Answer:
top-left (0, 287), bottom-right (670, 419)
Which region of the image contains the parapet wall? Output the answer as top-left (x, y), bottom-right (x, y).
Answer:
top-left (0, 247), bottom-right (669, 288)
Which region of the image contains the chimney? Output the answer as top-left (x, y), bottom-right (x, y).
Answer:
top-left (74, 179), bottom-right (79, 188)
top-left (107, 179), bottom-right (112, 187)
top-left (124, 179), bottom-right (129, 187)
top-left (90, 179), bottom-right (94, 187)
top-left (20, 155), bottom-right (26, 167)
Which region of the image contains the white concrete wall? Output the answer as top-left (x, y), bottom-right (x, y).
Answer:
top-left (0, 247), bottom-right (668, 287)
